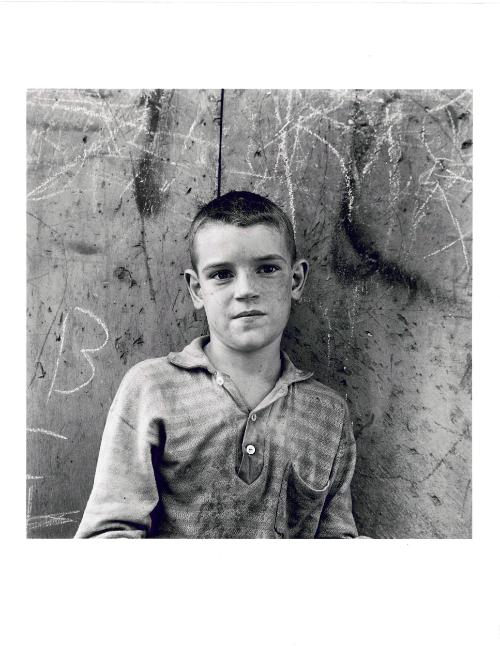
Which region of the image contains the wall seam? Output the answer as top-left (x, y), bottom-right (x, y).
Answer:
top-left (217, 88), bottom-right (225, 197)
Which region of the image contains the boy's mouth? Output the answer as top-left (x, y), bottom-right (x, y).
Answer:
top-left (233, 310), bottom-right (265, 319)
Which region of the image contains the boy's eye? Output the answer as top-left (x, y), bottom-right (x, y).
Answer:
top-left (257, 264), bottom-right (280, 274)
top-left (209, 269), bottom-right (233, 280)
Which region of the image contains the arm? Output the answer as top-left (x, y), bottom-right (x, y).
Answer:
top-left (315, 401), bottom-right (358, 538)
top-left (75, 365), bottom-right (162, 538)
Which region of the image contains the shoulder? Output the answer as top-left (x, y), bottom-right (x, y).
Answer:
top-left (294, 376), bottom-right (348, 418)
top-left (121, 355), bottom-right (172, 381)
top-left (114, 355), bottom-right (185, 399)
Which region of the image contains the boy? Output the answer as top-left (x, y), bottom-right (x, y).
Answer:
top-left (76, 191), bottom-right (358, 538)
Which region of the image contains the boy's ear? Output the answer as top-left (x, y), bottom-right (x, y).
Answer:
top-left (184, 269), bottom-right (205, 311)
top-left (291, 259), bottom-right (309, 301)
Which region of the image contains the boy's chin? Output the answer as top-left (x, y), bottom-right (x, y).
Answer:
top-left (233, 340), bottom-right (269, 353)
top-left (226, 331), bottom-right (282, 354)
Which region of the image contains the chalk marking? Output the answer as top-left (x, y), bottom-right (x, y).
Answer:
top-left (273, 94), bottom-right (283, 126)
top-left (359, 101), bottom-right (401, 179)
top-left (163, 160), bottom-right (193, 171)
top-left (417, 159), bottom-right (439, 188)
top-left (29, 92), bottom-right (142, 132)
top-left (131, 99), bottom-right (151, 144)
top-left (226, 169), bottom-right (278, 181)
top-left (413, 182), bottom-right (439, 227)
top-left (361, 136), bottom-right (385, 178)
top-left (27, 212), bottom-right (69, 390)
top-left (302, 104), bottom-right (351, 131)
top-left (100, 101), bottom-right (121, 156)
top-left (126, 140), bottom-right (167, 161)
top-left (419, 115), bottom-right (471, 184)
top-left (437, 183), bottom-right (470, 272)
top-left (348, 285), bottom-right (360, 341)
top-left (159, 96), bottom-right (211, 193)
top-left (159, 125), bottom-right (217, 194)
top-left (462, 479), bottom-right (472, 515)
top-left (27, 271), bottom-right (51, 284)
top-left (27, 427), bottom-right (68, 440)
top-left (270, 94), bottom-right (296, 230)
top-left (423, 229), bottom-right (472, 259)
top-left (32, 129), bottom-right (63, 153)
top-left (385, 104), bottom-right (403, 254)
top-left (243, 111), bottom-right (259, 177)
top-left (282, 91), bottom-right (296, 229)
top-left (428, 90), bottom-right (470, 114)
top-left (443, 169), bottom-right (473, 184)
top-left (28, 100), bottom-right (146, 201)
top-left (28, 137), bottom-right (105, 200)
top-left (27, 486), bottom-right (33, 520)
top-left (420, 115), bottom-right (438, 166)
top-left (99, 92), bottom-right (138, 154)
top-left (179, 113), bottom-right (201, 159)
top-left (28, 95), bottom-right (139, 110)
top-left (26, 100), bottom-right (106, 122)
top-left (55, 307), bottom-right (109, 395)
top-left (118, 174), bottom-right (139, 200)
top-left (27, 510), bottom-right (80, 532)
top-left (297, 124), bottom-right (353, 217)
top-left (320, 304), bottom-right (333, 369)
top-left (255, 169), bottom-right (270, 191)
top-left (289, 118), bottom-right (303, 167)
top-left (262, 117), bottom-right (294, 151)
top-left (27, 475), bottom-right (44, 480)
top-left (27, 188), bottom-right (75, 202)
top-left (262, 96), bottom-right (346, 153)
top-left (445, 106), bottom-right (459, 150)
top-left (47, 307), bottom-right (109, 399)
top-left (27, 158), bottom-right (80, 198)
top-left (46, 310), bottom-right (70, 401)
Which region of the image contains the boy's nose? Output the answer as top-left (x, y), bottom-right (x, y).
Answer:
top-left (234, 271), bottom-right (259, 300)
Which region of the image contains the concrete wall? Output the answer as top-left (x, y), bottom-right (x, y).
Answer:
top-left (27, 89), bottom-right (472, 538)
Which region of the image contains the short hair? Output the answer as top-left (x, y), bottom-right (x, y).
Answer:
top-left (188, 191), bottom-right (297, 270)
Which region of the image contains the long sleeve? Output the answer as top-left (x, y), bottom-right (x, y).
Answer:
top-left (315, 401), bottom-right (358, 538)
top-left (75, 364), bottom-right (162, 538)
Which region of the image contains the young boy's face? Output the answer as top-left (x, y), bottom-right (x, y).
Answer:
top-left (185, 222), bottom-right (308, 354)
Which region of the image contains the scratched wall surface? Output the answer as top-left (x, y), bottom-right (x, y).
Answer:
top-left (27, 89), bottom-right (472, 538)
top-left (222, 90), bottom-right (472, 538)
top-left (27, 89), bottom-right (219, 536)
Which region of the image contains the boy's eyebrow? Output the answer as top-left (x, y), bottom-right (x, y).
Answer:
top-left (201, 254), bottom-right (288, 272)
top-left (253, 254), bottom-right (288, 263)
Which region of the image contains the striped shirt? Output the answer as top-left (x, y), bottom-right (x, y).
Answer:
top-left (75, 336), bottom-right (358, 538)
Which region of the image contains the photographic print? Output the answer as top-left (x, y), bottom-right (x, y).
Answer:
top-left (26, 89), bottom-right (472, 539)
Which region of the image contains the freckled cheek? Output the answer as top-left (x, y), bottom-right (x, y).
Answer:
top-left (264, 280), bottom-right (292, 325)
top-left (264, 276), bottom-right (292, 302)
top-left (202, 289), bottom-right (231, 322)
top-left (202, 285), bottom-right (226, 303)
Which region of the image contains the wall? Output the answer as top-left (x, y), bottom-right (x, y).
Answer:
top-left (27, 89), bottom-right (472, 538)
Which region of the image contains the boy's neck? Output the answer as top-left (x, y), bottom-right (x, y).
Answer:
top-left (204, 335), bottom-right (282, 386)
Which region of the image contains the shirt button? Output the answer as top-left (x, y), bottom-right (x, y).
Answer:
top-left (246, 444), bottom-right (256, 455)
top-left (250, 413), bottom-right (257, 422)
top-left (216, 374), bottom-right (224, 386)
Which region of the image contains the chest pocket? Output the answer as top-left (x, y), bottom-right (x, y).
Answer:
top-left (274, 462), bottom-right (331, 538)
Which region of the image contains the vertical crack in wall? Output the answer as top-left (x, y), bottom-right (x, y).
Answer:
top-left (217, 89), bottom-right (225, 197)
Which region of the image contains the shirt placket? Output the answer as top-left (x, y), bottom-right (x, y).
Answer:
top-left (236, 408), bottom-right (268, 484)
top-left (214, 370), bottom-right (292, 485)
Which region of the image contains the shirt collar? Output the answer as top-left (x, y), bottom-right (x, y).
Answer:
top-left (167, 335), bottom-right (313, 386)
